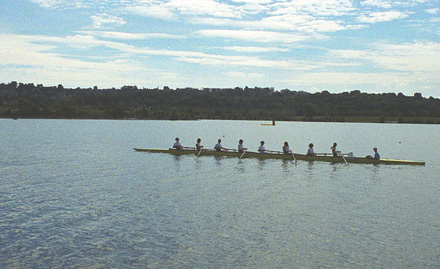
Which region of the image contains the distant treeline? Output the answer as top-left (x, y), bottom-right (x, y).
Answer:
top-left (1, 81), bottom-right (440, 124)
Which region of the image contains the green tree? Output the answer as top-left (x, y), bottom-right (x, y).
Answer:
top-left (303, 103), bottom-right (316, 118)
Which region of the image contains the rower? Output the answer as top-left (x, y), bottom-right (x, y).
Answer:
top-left (331, 142), bottom-right (340, 157)
top-left (238, 139), bottom-right (247, 153)
top-left (258, 141), bottom-right (267, 153)
top-left (214, 139), bottom-right (225, 151)
top-left (307, 143), bottom-right (316, 156)
top-left (283, 142), bottom-right (291, 154)
top-left (196, 138), bottom-right (204, 151)
top-left (173, 137), bottom-right (183, 150)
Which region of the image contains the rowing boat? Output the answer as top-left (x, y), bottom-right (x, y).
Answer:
top-left (133, 148), bottom-right (425, 165)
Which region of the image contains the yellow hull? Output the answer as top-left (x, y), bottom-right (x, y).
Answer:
top-left (134, 148), bottom-right (425, 165)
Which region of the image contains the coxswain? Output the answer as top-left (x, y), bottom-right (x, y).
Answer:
top-left (366, 147), bottom-right (380, 159)
top-left (374, 147), bottom-right (380, 159)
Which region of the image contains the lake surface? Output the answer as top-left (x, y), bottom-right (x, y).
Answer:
top-left (1, 119), bottom-right (439, 268)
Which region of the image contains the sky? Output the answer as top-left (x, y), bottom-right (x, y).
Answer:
top-left (1, 0), bottom-right (440, 96)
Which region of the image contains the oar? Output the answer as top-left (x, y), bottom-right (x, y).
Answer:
top-left (240, 150), bottom-right (246, 159)
top-left (341, 153), bottom-right (348, 164)
top-left (291, 152), bottom-right (297, 163)
top-left (197, 148), bottom-right (203, 157)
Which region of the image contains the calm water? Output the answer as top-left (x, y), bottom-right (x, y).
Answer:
top-left (1, 119), bottom-right (439, 268)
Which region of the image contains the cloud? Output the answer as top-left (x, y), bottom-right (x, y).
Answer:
top-left (0, 33), bottom-right (179, 87)
top-left (226, 71), bottom-right (264, 79)
top-left (372, 41), bottom-right (440, 73)
top-left (91, 13), bottom-right (126, 29)
top-left (258, 14), bottom-right (347, 32)
top-left (29, 0), bottom-right (91, 9)
top-left (270, 0), bottom-right (355, 17)
top-left (0, 32), bottom-right (360, 78)
top-left (0, 34), bottom-right (138, 65)
top-left (360, 0), bottom-right (393, 9)
top-left (222, 46), bottom-right (289, 53)
top-left (278, 40), bottom-right (440, 94)
top-left (19, 34), bottom-right (135, 52)
top-left (0, 32), bottom-right (307, 87)
top-left (174, 53), bottom-right (294, 68)
top-left (291, 72), bottom-right (411, 86)
top-left (230, 0), bottom-right (273, 4)
top-left (329, 41), bottom-right (440, 80)
top-left (29, 0), bottom-right (67, 8)
top-left (192, 15), bottom-right (349, 34)
top-left (77, 31), bottom-right (186, 40)
top-left (360, 0), bottom-right (431, 9)
top-left (123, 4), bottom-right (177, 20)
top-left (194, 0), bottom-right (359, 34)
top-left (357, 11), bottom-right (409, 23)
top-left (197, 29), bottom-right (312, 43)
top-left (9, 33), bottom-right (258, 69)
top-left (165, 0), bottom-right (243, 18)
top-left (7, 0), bottom-right (440, 94)
top-left (123, 0), bottom-right (243, 20)
top-left (190, 17), bottom-right (235, 26)
top-left (27, 0), bottom-right (381, 35)
top-left (425, 8), bottom-right (439, 14)
top-left (288, 69), bottom-right (440, 95)
top-left (122, 0), bottom-right (356, 34)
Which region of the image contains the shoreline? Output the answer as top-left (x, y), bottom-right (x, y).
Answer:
top-left (3, 116), bottom-right (440, 124)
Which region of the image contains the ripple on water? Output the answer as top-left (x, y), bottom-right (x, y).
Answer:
top-left (1, 119), bottom-right (439, 268)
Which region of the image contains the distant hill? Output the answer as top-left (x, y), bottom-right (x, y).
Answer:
top-left (1, 81), bottom-right (440, 124)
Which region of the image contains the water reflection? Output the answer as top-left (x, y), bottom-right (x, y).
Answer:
top-left (173, 155), bottom-right (182, 169)
top-left (194, 157), bottom-right (202, 169)
top-left (306, 162), bottom-right (315, 178)
top-left (214, 156), bottom-right (223, 166)
top-left (235, 160), bottom-right (245, 173)
top-left (330, 163), bottom-right (339, 176)
top-left (370, 164), bottom-right (380, 180)
top-left (281, 159), bottom-right (296, 172)
top-left (328, 162), bottom-right (349, 180)
top-left (258, 159), bottom-right (266, 170)
top-left (281, 160), bottom-right (289, 171)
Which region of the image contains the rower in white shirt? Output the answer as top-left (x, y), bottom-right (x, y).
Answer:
top-left (196, 138), bottom-right (204, 151)
top-left (258, 141), bottom-right (267, 153)
top-left (214, 139), bottom-right (226, 151)
top-left (238, 139), bottom-right (247, 153)
top-left (173, 137), bottom-right (183, 150)
top-left (307, 143), bottom-right (316, 156)
top-left (283, 141), bottom-right (291, 154)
